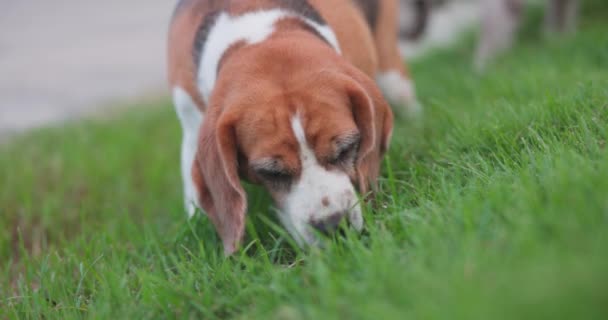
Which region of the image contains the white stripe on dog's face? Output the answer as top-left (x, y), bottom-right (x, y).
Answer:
top-left (277, 116), bottom-right (363, 245)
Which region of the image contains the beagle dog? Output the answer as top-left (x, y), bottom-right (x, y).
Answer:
top-left (168, 0), bottom-right (417, 255)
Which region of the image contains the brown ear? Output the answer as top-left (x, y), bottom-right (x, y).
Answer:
top-left (340, 67), bottom-right (394, 195)
top-left (192, 112), bottom-right (246, 256)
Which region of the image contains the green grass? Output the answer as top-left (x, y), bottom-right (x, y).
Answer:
top-left (2, 3), bottom-right (608, 319)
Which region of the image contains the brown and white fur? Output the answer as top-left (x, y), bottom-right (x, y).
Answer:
top-left (167, 0), bottom-right (416, 255)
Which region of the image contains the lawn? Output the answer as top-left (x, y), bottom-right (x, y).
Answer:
top-left (2, 2), bottom-right (607, 319)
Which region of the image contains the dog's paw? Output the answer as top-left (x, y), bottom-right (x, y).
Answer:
top-left (376, 71), bottom-right (422, 118)
top-left (185, 198), bottom-right (199, 218)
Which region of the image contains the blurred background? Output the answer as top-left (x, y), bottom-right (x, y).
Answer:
top-left (0, 0), bottom-right (174, 135)
top-left (0, 0), bottom-right (483, 138)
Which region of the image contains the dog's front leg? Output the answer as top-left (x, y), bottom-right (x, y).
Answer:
top-left (173, 87), bottom-right (204, 217)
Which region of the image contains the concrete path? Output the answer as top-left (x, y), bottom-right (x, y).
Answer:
top-left (0, 0), bottom-right (174, 136)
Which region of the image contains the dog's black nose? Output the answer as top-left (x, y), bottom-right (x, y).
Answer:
top-left (310, 211), bottom-right (346, 235)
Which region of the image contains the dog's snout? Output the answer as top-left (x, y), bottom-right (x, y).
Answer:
top-left (310, 211), bottom-right (346, 235)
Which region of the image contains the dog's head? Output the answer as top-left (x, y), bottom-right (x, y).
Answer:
top-left (192, 61), bottom-right (393, 255)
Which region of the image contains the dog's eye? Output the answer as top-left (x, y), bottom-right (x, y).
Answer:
top-left (254, 167), bottom-right (293, 188)
top-left (257, 168), bottom-right (291, 180)
top-left (330, 136), bottom-right (360, 166)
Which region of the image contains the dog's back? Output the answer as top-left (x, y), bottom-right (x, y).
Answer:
top-left (169, 0), bottom-right (419, 112)
top-left (168, 0), bottom-right (382, 111)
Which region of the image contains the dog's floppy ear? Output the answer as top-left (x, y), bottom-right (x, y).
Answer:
top-left (192, 111), bottom-right (246, 256)
top-left (339, 67), bottom-right (394, 195)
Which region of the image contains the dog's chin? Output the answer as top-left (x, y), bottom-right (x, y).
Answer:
top-left (276, 207), bottom-right (364, 247)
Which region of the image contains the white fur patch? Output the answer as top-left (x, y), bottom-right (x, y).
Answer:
top-left (279, 116), bottom-right (362, 245)
top-left (376, 71), bottom-right (422, 116)
top-left (303, 19), bottom-right (341, 54)
top-left (173, 86), bottom-right (204, 217)
top-left (198, 9), bottom-right (341, 103)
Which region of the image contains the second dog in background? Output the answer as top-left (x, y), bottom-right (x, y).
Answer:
top-left (398, 0), bottom-right (580, 70)
top-left (476, 0), bottom-right (579, 69)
